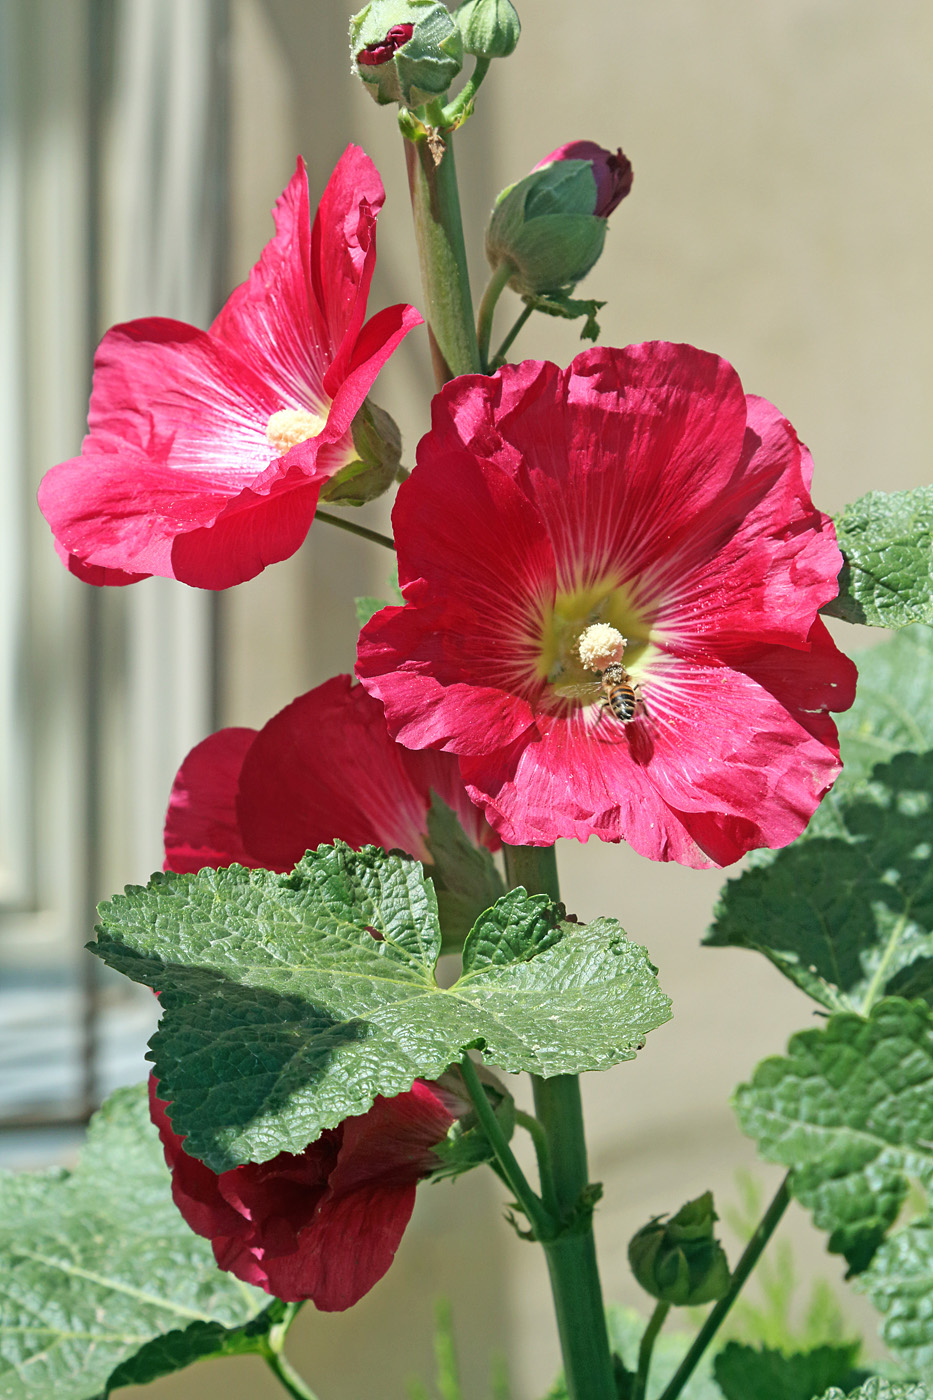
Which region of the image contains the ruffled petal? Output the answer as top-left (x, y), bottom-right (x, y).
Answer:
top-left (163, 728), bottom-right (259, 873)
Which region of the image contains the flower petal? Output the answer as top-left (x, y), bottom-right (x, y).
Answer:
top-left (163, 728), bottom-right (259, 873)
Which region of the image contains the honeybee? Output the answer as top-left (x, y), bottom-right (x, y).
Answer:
top-left (599, 661), bottom-right (642, 723)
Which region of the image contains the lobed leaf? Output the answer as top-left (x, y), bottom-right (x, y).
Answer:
top-left (857, 1218), bottom-right (933, 1383)
top-left (734, 998), bottom-right (933, 1274)
top-left (824, 487), bottom-right (933, 628)
top-left (92, 845), bottom-right (670, 1170)
top-left (0, 1085), bottom-right (270, 1400)
top-left (713, 1341), bottom-right (864, 1400)
top-left (707, 627), bottom-right (933, 1012)
top-left (815, 1383), bottom-right (932, 1400)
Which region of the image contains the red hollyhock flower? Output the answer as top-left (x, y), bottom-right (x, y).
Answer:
top-left (163, 673), bottom-right (497, 875)
top-left (38, 146), bottom-right (421, 589)
top-left (534, 140), bottom-right (634, 218)
top-left (149, 1074), bottom-right (467, 1309)
top-left (356, 342), bottom-right (857, 868)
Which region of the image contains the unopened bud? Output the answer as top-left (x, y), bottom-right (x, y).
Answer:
top-left (350, 0), bottom-right (464, 109)
top-left (455, 0), bottom-right (521, 59)
top-left (319, 399), bottom-right (404, 508)
top-left (485, 139), bottom-right (632, 295)
top-left (628, 1191), bottom-right (730, 1306)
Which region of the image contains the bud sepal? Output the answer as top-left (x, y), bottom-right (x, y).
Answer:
top-left (318, 398), bottom-right (404, 507)
top-left (351, 0), bottom-right (464, 109)
top-left (628, 1191), bottom-right (731, 1307)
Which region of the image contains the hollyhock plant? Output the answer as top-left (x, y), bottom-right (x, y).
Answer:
top-left (37, 145), bottom-right (421, 589)
top-left (357, 341), bottom-right (857, 868)
top-left (149, 1073), bottom-right (473, 1310)
top-left (162, 673), bottom-right (498, 876)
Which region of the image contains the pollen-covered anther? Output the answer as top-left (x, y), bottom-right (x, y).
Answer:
top-left (578, 623), bottom-right (627, 674)
top-left (266, 407), bottom-right (328, 457)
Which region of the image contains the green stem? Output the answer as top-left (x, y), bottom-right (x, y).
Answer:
top-left (459, 1053), bottom-right (555, 1241)
top-left (634, 1301), bottom-right (670, 1400)
top-left (491, 302), bottom-right (533, 368)
top-left (657, 1176), bottom-right (792, 1400)
top-left (514, 1108), bottom-right (559, 1218)
top-left (262, 1303), bottom-right (319, 1400)
top-left (404, 128), bottom-right (481, 387)
top-left (314, 508), bottom-right (394, 550)
top-left (502, 842), bottom-right (616, 1400)
top-left (476, 259), bottom-right (515, 371)
top-left (440, 55), bottom-right (492, 130)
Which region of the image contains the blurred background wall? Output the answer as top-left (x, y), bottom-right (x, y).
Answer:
top-left (1, 0), bottom-right (931, 1396)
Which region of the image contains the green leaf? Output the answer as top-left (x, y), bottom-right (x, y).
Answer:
top-left (91, 845), bottom-right (670, 1170)
top-left (706, 627), bottom-right (933, 1012)
top-left (713, 1342), bottom-right (864, 1400)
top-left (355, 595), bottom-right (391, 628)
top-left (824, 488), bottom-right (933, 628)
top-left (424, 792), bottom-right (506, 951)
top-left (734, 997), bottom-right (933, 1274)
top-left (706, 749), bottom-right (933, 1013)
top-left (105, 1303), bottom-right (287, 1392)
top-left (520, 290), bottom-right (605, 342)
top-left (0, 1085), bottom-right (270, 1400)
top-left (816, 1383), bottom-right (932, 1400)
top-left (857, 1217), bottom-right (933, 1382)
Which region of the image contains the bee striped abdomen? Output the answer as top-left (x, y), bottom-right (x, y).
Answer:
top-left (599, 661), bottom-right (640, 724)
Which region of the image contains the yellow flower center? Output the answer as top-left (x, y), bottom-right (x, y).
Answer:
top-left (266, 407), bottom-right (328, 457)
top-left (534, 578), bottom-right (654, 707)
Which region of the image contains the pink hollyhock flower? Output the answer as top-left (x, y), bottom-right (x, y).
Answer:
top-left (38, 147), bottom-right (421, 589)
top-left (149, 1073), bottom-right (468, 1310)
top-left (163, 673), bottom-right (497, 875)
top-left (534, 140), bottom-right (634, 218)
top-left (356, 342), bottom-right (857, 868)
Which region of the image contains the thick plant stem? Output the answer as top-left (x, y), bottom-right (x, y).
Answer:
top-left (404, 131), bottom-right (482, 387)
top-left (657, 1176), bottom-right (792, 1400)
top-left (502, 842), bottom-right (616, 1400)
top-left (634, 1301), bottom-right (670, 1400)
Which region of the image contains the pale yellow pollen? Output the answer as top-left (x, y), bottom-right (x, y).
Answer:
top-left (578, 623), bottom-right (627, 674)
top-left (266, 407), bottom-right (328, 457)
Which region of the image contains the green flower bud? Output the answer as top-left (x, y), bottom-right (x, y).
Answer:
top-left (485, 141), bottom-right (632, 295)
top-left (319, 398), bottom-right (403, 508)
top-left (455, 0), bottom-right (521, 59)
top-left (350, 0), bottom-right (464, 109)
top-left (628, 1191), bottom-right (731, 1307)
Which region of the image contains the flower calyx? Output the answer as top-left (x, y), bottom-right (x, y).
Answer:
top-left (485, 139), bottom-right (632, 296)
top-left (628, 1190), bottom-right (731, 1306)
top-left (319, 398), bottom-right (404, 507)
top-left (350, 0), bottom-right (464, 109)
top-left (428, 1064), bottom-right (515, 1180)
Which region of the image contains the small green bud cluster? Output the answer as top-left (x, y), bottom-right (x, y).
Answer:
top-left (350, 0), bottom-right (464, 108)
top-left (628, 1191), bottom-right (731, 1306)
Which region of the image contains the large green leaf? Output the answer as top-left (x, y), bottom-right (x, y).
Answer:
top-left (0, 1085), bottom-right (271, 1400)
top-left (824, 487), bottom-right (933, 628)
top-left (713, 1342), bottom-right (864, 1400)
top-left (734, 998), bottom-right (933, 1274)
top-left (706, 627), bottom-right (933, 1012)
top-left (92, 845), bottom-right (670, 1170)
top-left (857, 1218), bottom-right (933, 1383)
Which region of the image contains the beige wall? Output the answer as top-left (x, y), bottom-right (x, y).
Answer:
top-left (128, 2), bottom-right (931, 1397)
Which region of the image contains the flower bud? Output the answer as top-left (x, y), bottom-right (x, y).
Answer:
top-left (428, 1064), bottom-right (515, 1180)
top-left (455, 0), bottom-right (521, 59)
top-left (350, 0), bottom-right (464, 109)
top-left (319, 398), bottom-right (403, 507)
top-left (485, 139), bottom-right (632, 295)
top-left (628, 1191), bottom-right (730, 1307)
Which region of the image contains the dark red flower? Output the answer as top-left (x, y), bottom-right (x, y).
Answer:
top-left (356, 342), bottom-right (857, 868)
top-left (534, 140), bottom-right (633, 218)
top-left (38, 147), bottom-right (421, 589)
top-left (150, 1074), bottom-right (467, 1309)
top-left (163, 674), bottom-right (497, 875)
